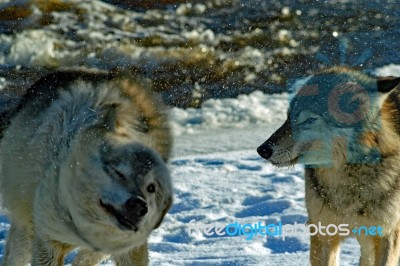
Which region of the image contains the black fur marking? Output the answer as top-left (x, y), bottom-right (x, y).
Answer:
top-left (377, 76), bottom-right (400, 93)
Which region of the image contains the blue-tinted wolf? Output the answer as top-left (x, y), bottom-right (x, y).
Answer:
top-left (258, 67), bottom-right (400, 265)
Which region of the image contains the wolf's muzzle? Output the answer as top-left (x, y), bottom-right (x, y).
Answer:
top-left (100, 196), bottom-right (149, 231)
top-left (125, 197), bottom-right (148, 217)
top-left (257, 143), bottom-right (273, 159)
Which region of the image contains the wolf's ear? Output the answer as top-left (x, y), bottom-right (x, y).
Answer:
top-left (377, 76), bottom-right (400, 93)
top-left (153, 197), bottom-right (172, 229)
top-left (98, 103), bottom-right (119, 131)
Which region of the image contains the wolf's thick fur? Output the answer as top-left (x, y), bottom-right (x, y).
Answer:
top-left (258, 68), bottom-right (400, 265)
top-left (0, 69), bottom-right (173, 265)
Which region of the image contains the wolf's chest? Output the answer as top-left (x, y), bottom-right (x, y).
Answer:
top-left (305, 167), bottom-right (400, 218)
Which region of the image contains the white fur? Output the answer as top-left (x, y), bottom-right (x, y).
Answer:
top-left (0, 72), bottom-right (172, 265)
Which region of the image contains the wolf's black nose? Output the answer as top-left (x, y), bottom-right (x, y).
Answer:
top-left (126, 197), bottom-right (148, 217)
top-left (257, 144), bottom-right (273, 159)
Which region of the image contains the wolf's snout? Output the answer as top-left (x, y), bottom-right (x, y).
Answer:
top-left (126, 197), bottom-right (148, 217)
top-left (257, 144), bottom-right (273, 159)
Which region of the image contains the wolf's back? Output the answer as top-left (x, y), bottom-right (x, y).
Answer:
top-left (0, 68), bottom-right (172, 160)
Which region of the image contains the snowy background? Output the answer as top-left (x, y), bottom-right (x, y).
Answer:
top-left (147, 66), bottom-right (399, 266)
top-left (0, 0), bottom-right (399, 265)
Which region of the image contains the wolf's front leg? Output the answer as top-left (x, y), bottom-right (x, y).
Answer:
top-left (72, 249), bottom-right (107, 266)
top-left (356, 234), bottom-right (377, 266)
top-left (310, 234), bottom-right (341, 266)
top-left (114, 243), bottom-right (149, 266)
top-left (2, 223), bottom-right (32, 266)
top-left (374, 227), bottom-right (400, 266)
top-left (31, 236), bottom-right (71, 266)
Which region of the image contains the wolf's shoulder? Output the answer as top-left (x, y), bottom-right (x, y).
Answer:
top-left (382, 84), bottom-right (400, 135)
top-left (0, 68), bottom-right (114, 137)
top-left (0, 68), bottom-right (172, 160)
top-left (16, 68), bottom-right (115, 114)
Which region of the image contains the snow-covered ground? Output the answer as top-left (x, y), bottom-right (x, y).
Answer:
top-left (0, 0), bottom-right (399, 265)
top-left (1, 65), bottom-right (399, 265)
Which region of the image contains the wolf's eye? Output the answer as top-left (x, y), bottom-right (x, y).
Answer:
top-left (299, 117), bottom-right (318, 126)
top-left (147, 184), bottom-right (156, 193)
top-left (110, 166), bottom-right (126, 180)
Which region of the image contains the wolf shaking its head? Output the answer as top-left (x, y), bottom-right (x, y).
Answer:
top-left (0, 69), bottom-right (173, 265)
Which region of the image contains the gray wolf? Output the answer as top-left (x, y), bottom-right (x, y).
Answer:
top-left (257, 67), bottom-right (400, 265)
top-left (0, 69), bottom-right (173, 265)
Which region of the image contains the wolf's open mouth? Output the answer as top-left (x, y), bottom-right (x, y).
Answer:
top-left (100, 199), bottom-right (138, 231)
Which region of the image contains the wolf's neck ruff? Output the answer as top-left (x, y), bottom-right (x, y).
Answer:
top-left (60, 203), bottom-right (102, 252)
top-left (306, 157), bottom-right (400, 218)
